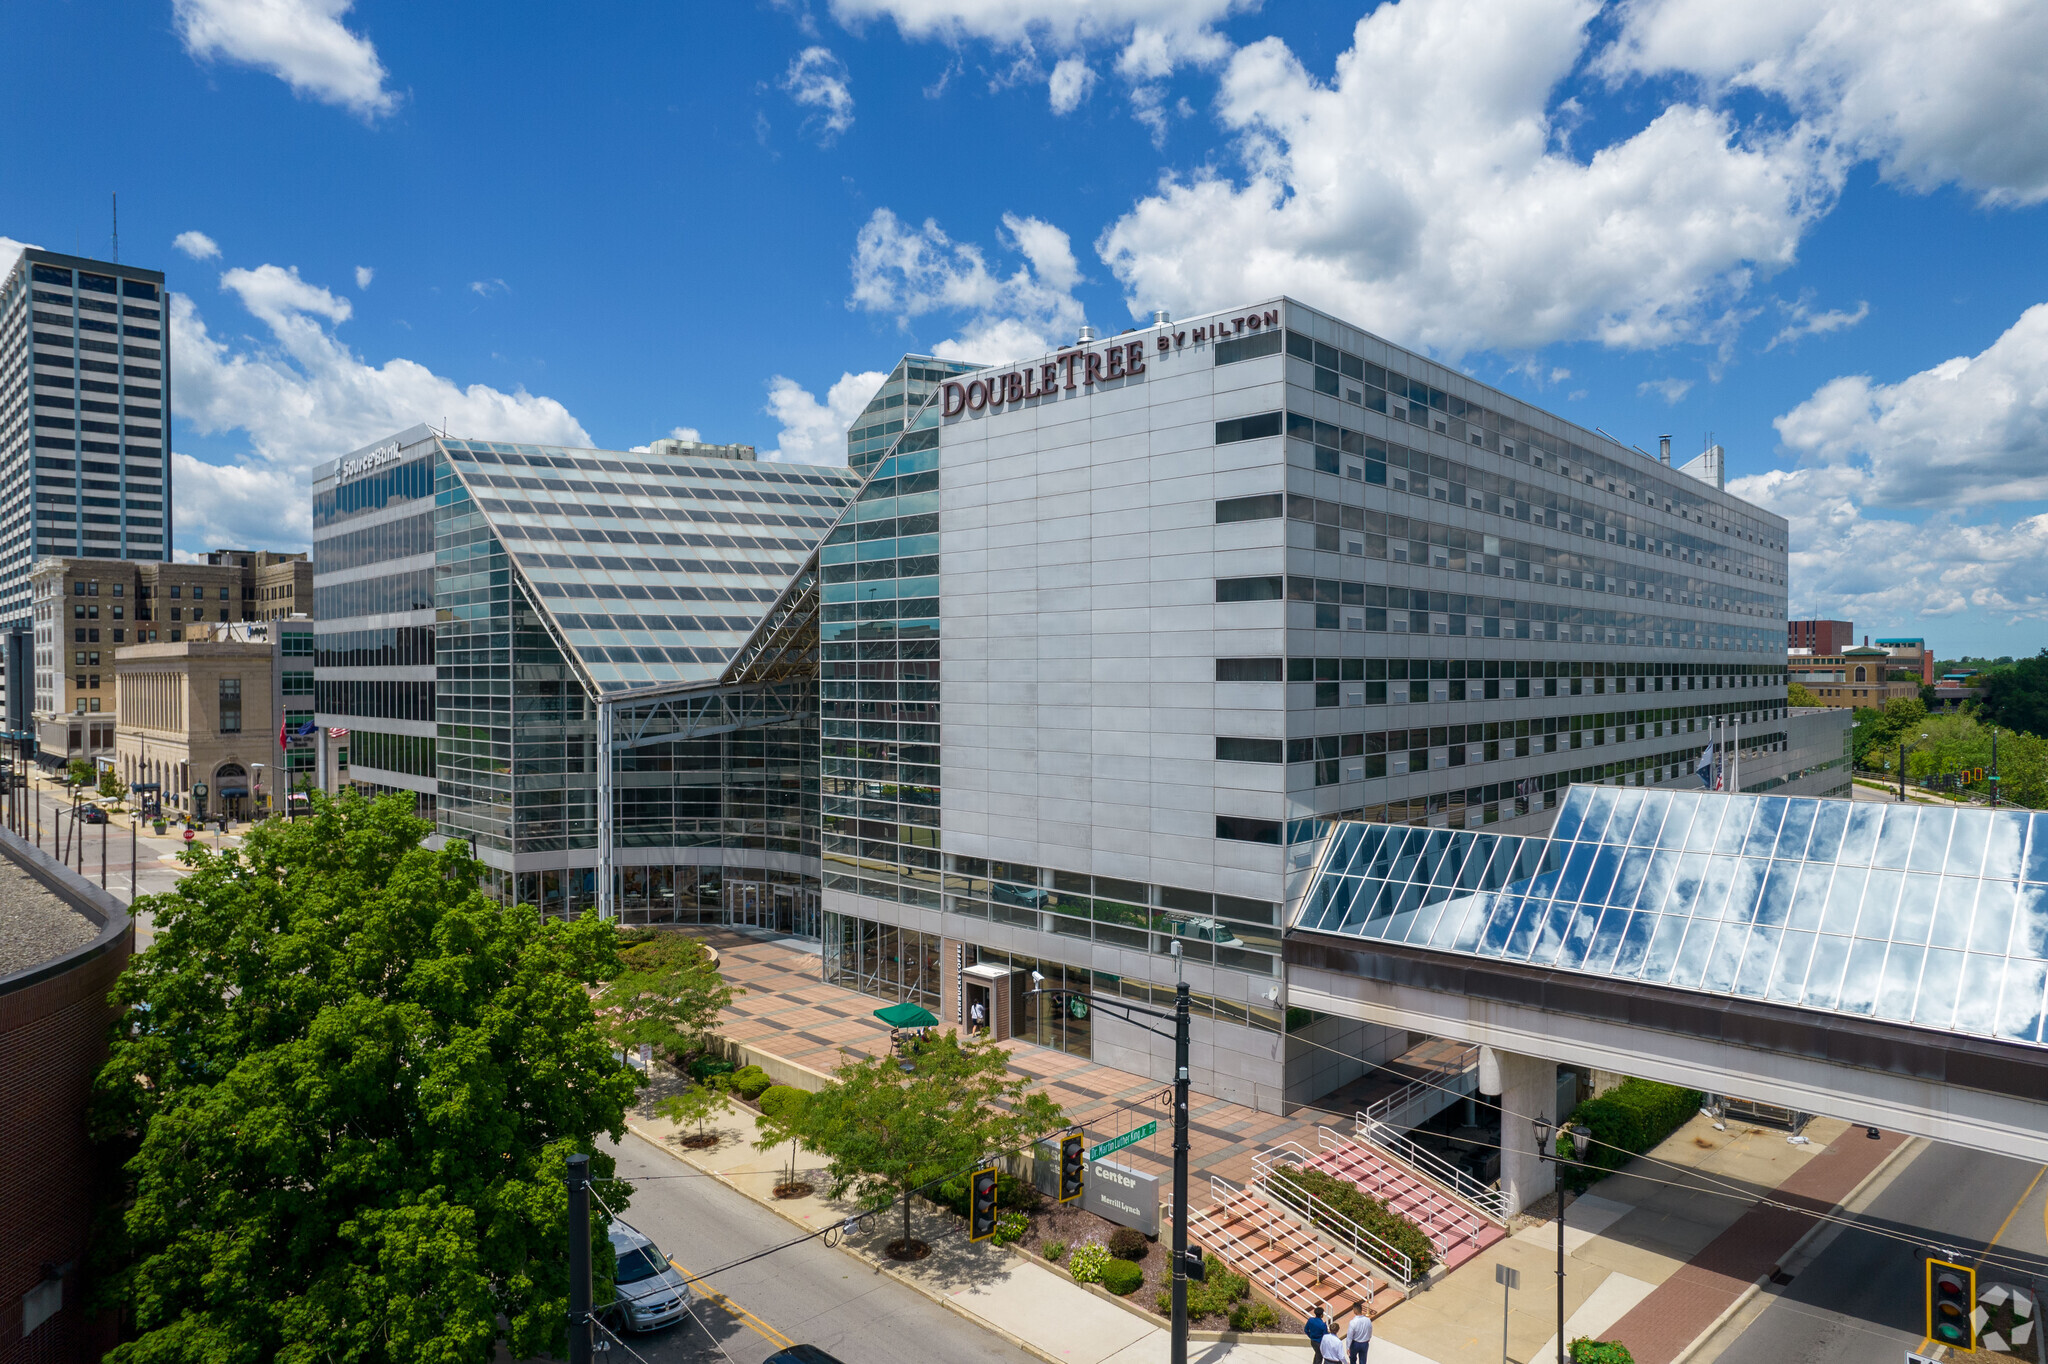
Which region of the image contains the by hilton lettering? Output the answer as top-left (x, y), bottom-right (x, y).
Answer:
top-left (941, 309), bottom-right (1281, 417)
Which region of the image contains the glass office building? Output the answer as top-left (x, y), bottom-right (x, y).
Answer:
top-left (311, 427), bottom-right (861, 916)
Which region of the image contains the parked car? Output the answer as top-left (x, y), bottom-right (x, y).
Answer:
top-left (605, 1220), bottom-right (691, 1334)
top-left (765, 1348), bottom-right (851, 1364)
top-left (76, 806), bottom-right (109, 824)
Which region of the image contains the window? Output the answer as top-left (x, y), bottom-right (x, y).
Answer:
top-left (1215, 658), bottom-right (1284, 682)
top-left (1215, 737), bottom-right (1283, 763)
top-left (1216, 815), bottom-right (1282, 844)
top-left (219, 678), bottom-right (242, 733)
top-left (1215, 494), bottom-right (1283, 523)
top-left (1216, 576), bottom-right (1284, 603)
top-left (1214, 331), bottom-right (1283, 365)
top-left (1215, 412), bottom-right (1283, 444)
top-left (169, 585), bottom-right (181, 598)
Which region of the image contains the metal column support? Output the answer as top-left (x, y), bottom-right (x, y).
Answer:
top-left (595, 698), bottom-right (614, 922)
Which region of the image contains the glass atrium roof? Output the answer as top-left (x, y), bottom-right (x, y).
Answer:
top-left (1292, 787), bottom-right (2048, 1048)
top-left (441, 439), bottom-right (861, 692)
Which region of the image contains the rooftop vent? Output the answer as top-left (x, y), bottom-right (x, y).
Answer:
top-left (1153, 309), bottom-right (1172, 326)
top-left (1077, 325), bottom-right (1098, 342)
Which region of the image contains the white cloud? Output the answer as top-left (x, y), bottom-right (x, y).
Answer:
top-left (762, 371), bottom-right (889, 463)
top-left (172, 0), bottom-right (398, 119)
top-left (469, 278), bottom-right (507, 298)
top-left (850, 208), bottom-right (1084, 360)
top-left (354, 265), bottom-right (374, 288)
top-left (829, 0), bottom-right (1248, 106)
top-left (0, 236), bottom-right (33, 281)
top-left (1638, 377), bottom-right (1694, 403)
top-left (1048, 56), bottom-right (1096, 114)
top-left (169, 261), bottom-right (589, 551)
top-left (1095, 0), bottom-right (1834, 357)
top-left (783, 46), bottom-right (856, 143)
top-left (1600, 0), bottom-right (2048, 205)
top-left (1732, 302), bottom-right (2048, 633)
top-left (174, 230), bottom-right (222, 260)
top-left (1765, 295), bottom-right (1868, 350)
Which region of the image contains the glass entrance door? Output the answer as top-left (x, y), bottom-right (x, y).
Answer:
top-left (732, 882), bottom-right (761, 927)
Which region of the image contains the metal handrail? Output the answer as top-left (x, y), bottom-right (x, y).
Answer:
top-left (1258, 1164), bottom-right (1417, 1289)
top-left (1361, 1045), bottom-right (1481, 1124)
top-left (1175, 1179), bottom-right (1375, 1316)
top-left (1348, 1117), bottom-right (1509, 1223)
top-left (1315, 1124), bottom-right (1493, 1249)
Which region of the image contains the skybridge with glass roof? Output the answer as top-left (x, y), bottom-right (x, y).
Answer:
top-left (1286, 786), bottom-right (2048, 1164)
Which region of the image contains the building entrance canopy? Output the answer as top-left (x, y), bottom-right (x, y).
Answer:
top-left (1294, 786), bottom-right (2048, 1050)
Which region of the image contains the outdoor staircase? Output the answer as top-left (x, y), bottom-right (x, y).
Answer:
top-left (1175, 1180), bottom-right (1397, 1321)
top-left (1301, 1128), bottom-right (1506, 1273)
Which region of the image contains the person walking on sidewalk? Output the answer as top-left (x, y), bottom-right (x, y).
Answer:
top-left (1319, 1329), bottom-right (1347, 1363)
top-left (969, 999), bottom-right (986, 1033)
top-left (1305, 1304), bottom-right (1329, 1364)
top-left (1345, 1301), bottom-right (1372, 1363)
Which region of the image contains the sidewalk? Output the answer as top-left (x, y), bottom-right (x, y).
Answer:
top-left (623, 1071), bottom-right (1347, 1364)
top-left (689, 926), bottom-right (1925, 1364)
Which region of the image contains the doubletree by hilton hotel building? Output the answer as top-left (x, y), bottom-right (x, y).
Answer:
top-left (314, 299), bottom-right (1846, 1113)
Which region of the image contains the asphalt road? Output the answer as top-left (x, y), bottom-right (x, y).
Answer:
top-left (594, 1129), bottom-right (1040, 1364)
top-left (1715, 1139), bottom-right (2048, 1364)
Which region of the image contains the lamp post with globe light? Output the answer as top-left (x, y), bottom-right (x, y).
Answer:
top-left (1532, 1113), bottom-right (1591, 1364)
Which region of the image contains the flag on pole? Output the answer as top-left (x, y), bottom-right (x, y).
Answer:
top-left (328, 727), bottom-right (349, 738)
top-left (1696, 721), bottom-right (1720, 789)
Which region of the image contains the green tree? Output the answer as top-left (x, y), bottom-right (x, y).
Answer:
top-left (99, 766), bottom-right (128, 800)
top-left (597, 929), bottom-right (735, 1061)
top-left (1980, 651), bottom-right (2048, 738)
top-left (790, 1029), bottom-right (1065, 1253)
top-left (91, 790), bottom-right (639, 1364)
top-left (66, 757), bottom-right (94, 786)
top-left (1786, 681), bottom-right (1821, 708)
top-left (654, 1076), bottom-right (731, 1143)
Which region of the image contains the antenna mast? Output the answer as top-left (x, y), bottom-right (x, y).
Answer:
top-left (111, 192), bottom-right (118, 263)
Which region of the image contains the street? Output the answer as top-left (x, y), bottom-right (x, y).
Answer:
top-left (1712, 1139), bottom-right (2048, 1364)
top-left (596, 1129), bottom-right (1040, 1364)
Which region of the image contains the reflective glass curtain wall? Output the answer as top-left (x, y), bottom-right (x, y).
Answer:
top-left (1296, 787), bottom-right (2048, 1047)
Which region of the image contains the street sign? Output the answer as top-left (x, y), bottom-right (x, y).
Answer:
top-left (1495, 1264), bottom-right (1520, 1290)
top-left (1905, 1352), bottom-right (1938, 1364)
top-left (1088, 1120), bottom-right (1156, 1162)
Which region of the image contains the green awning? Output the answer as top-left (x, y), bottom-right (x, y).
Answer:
top-left (873, 1001), bottom-right (939, 1028)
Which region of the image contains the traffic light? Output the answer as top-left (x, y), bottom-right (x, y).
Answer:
top-left (1927, 1258), bottom-right (1976, 1350)
top-left (969, 1165), bottom-right (1000, 1242)
top-left (1059, 1131), bottom-right (1085, 1204)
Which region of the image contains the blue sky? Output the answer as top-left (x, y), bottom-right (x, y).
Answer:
top-left (5, 0), bottom-right (2048, 655)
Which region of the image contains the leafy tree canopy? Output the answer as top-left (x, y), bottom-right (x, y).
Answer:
top-left (788, 1029), bottom-right (1065, 1248)
top-left (1786, 681), bottom-right (1821, 709)
top-left (1979, 651), bottom-right (2048, 739)
top-left (92, 791), bottom-right (638, 1364)
top-left (597, 929), bottom-right (735, 1059)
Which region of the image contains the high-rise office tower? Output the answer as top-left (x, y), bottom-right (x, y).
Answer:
top-left (0, 248), bottom-right (172, 730)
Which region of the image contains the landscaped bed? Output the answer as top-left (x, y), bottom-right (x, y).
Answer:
top-left (1014, 1200), bottom-right (1302, 1334)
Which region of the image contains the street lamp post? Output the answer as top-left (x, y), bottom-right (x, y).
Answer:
top-left (1991, 727), bottom-right (2001, 808)
top-left (1024, 961), bottom-right (1195, 1364)
top-left (1531, 1115), bottom-right (1590, 1364)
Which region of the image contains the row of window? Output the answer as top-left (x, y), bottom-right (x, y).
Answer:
top-left (448, 440), bottom-right (859, 490)
top-left (312, 571), bottom-right (434, 620)
top-left (28, 264), bottom-right (159, 298)
top-left (490, 517), bottom-right (817, 554)
top-left (1221, 574), bottom-right (1779, 649)
top-left (552, 610), bottom-right (780, 634)
top-left (346, 730), bottom-right (437, 778)
top-left (1220, 713), bottom-right (1776, 776)
top-left (315, 679), bottom-right (435, 721)
top-left (1221, 657), bottom-right (1781, 683)
top-left (312, 625), bottom-right (431, 668)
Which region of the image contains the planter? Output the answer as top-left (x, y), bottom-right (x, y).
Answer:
top-left (152, 822), bottom-right (167, 834)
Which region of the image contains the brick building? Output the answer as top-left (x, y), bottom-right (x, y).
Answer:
top-left (0, 830), bottom-right (130, 1363)
top-left (1787, 618), bottom-right (1854, 654)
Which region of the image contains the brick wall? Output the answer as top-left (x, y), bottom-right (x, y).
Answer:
top-left (0, 908), bottom-right (130, 1362)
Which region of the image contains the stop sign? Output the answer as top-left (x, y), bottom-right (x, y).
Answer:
top-left (182, 829), bottom-right (195, 843)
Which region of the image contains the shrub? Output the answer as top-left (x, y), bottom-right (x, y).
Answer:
top-left (1266, 1166), bottom-right (1436, 1277)
top-left (1569, 1339), bottom-right (1635, 1364)
top-left (1069, 1242), bottom-right (1111, 1285)
top-left (1099, 1259), bottom-right (1143, 1296)
top-left (1229, 1300), bottom-right (1281, 1332)
top-left (757, 1085), bottom-right (809, 1122)
top-left (1043, 1240), bottom-right (1067, 1262)
top-left (1159, 1254), bottom-right (1248, 1319)
top-left (993, 1211), bottom-right (1029, 1246)
top-left (730, 1065), bottom-right (773, 1100)
top-left (688, 1056), bottom-right (735, 1083)
top-left (1561, 1079), bottom-right (1703, 1190)
top-left (1108, 1227), bottom-right (1148, 1260)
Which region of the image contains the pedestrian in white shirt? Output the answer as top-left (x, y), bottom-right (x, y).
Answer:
top-left (1319, 1330), bottom-right (1346, 1363)
top-left (1345, 1301), bottom-right (1373, 1363)
top-left (969, 1000), bottom-right (987, 1033)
